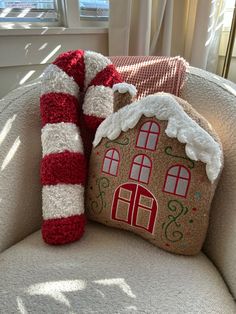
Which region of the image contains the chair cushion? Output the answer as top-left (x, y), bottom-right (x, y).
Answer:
top-left (0, 222), bottom-right (235, 313)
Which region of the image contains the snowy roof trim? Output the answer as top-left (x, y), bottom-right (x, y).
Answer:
top-left (93, 93), bottom-right (223, 183)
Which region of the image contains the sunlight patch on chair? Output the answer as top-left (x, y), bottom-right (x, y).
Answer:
top-left (16, 296), bottom-right (28, 314)
top-left (223, 83), bottom-right (236, 96)
top-left (0, 114), bottom-right (17, 146)
top-left (94, 278), bottom-right (136, 299)
top-left (1, 136), bottom-right (21, 171)
top-left (26, 280), bottom-right (86, 307)
top-left (20, 71), bottom-right (36, 85)
top-left (40, 45), bottom-right (61, 64)
top-left (126, 305), bottom-right (137, 311)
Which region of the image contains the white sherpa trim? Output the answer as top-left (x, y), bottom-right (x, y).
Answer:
top-left (94, 93), bottom-right (223, 182)
top-left (41, 122), bottom-right (84, 156)
top-left (42, 184), bottom-right (84, 219)
top-left (84, 50), bottom-right (111, 89)
top-left (41, 64), bottom-right (79, 98)
top-left (113, 83), bottom-right (137, 97)
top-left (83, 85), bottom-right (114, 118)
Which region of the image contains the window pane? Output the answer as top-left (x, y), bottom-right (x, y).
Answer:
top-left (80, 0), bottom-right (109, 20)
top-left (176, 179), bottom-right (188, 196)
top-left (143, 156), bottom-right (151, 167)
top-left (141, 122), bottom-right (151, 131)
top-left (113, 150), bottom-right (119, 161)
top-left (137, 131), bottom-right (147, 148)
top-left (130, 164), bottom-right (140, 180)
top-left (106, 149), bottom-right (113, 158)
top-left (150, 122), bottom-right (159, 133)
top-left (103, 158), bottom-right (110, 173)
top-left (134, 155), bottom-right (143, 164)
top-left (164, 176), bottom-right (177, 193)
top-left (140, 167), bottom-right (150, 183)
top-left (0, 0), bottom-right (58, 23)
top-left (168, 166), bottom-right (179, 176)
top-left (180, 167), bottom-right (189, 178)
top-left (146, 133), bottom-right (158, 150)
top-left (110, 160), bottom-right (118, 175)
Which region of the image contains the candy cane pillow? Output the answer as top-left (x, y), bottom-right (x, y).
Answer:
top-left (40, 50), bottom-right (135, 245)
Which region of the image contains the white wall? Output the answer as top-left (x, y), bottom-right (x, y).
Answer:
top-left (0, 28), bottom-right (108, 98)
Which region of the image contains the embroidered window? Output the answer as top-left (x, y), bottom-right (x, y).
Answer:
top-left (163, 165), bottom-right (190, 197)
top-left (102, 149), bottom-right (120, 176)
top-left (129, 155), bottom-right (152, 184)
top-left (136, 121), bottom-right (160, 150)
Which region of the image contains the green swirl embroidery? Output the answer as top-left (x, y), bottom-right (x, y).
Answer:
top-left (162, 199), bottom-right (188, 242)
top-left (105, 137), bottom-right (129, 148)
top-left (91, 177), bottom-right (110, 214)
top-left (164, 146), bottom-right (195, 169)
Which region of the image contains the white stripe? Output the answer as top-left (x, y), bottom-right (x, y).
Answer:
top-left (42, 184), bottom-right (84, 219)
top-left (41, 64), bottom-right (79, 98)
top-left (84, 51), bottom-right (111, 89)
top-left (83, 85), bottom-right (113, 118)
top-left (41, 122), bottom-right (84, 156)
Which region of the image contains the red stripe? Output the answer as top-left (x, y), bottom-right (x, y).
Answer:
top-left (89, 64), bottom-right (123, 88)
top-left (83, 114), bottom-right (104, 132)
top-left (40, 92), bottom-right (80, 127)
top-left (41, 152), bottom-right (87, 185)
top-left (42, 214), bottom-right (86, 245)
top-left (53, 50), bottom-right (85, 91)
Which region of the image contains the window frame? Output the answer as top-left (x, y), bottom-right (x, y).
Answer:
top-left (0, 0), bottom-right (63, 27)
top-left (129, 154), bottom-right (152, 184)
top-left (163, 164), bottom-right (191, 198)
top-left (0, 0), bottom-right (109, 30)
top-left (102, 148), bottom-right (120, 177)
top-left (136, 121), bottom-right (160, 151)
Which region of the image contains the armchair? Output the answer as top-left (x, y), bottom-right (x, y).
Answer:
top-left (0, 56), bottom-right (235, 313)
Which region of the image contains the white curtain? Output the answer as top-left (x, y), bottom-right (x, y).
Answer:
top-left (109, 0), bottom-right (226, 72)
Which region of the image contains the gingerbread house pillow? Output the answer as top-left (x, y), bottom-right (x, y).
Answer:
top-left (86, 92), bottom-right (223, 255)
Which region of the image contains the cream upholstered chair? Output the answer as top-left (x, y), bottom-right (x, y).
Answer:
top-left (0, 57), bottom-right (235, 313)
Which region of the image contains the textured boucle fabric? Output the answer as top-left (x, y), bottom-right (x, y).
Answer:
top-left (40, 92), bottom-right (79, 126)
top-left (0, 223), bottom-right (235, 313)
top-left (40, 50), bottom-right (125, 244)
top-left (180, 66), bottom-right (236, 298)
top-left (110, 56), bottom-right (188, 99)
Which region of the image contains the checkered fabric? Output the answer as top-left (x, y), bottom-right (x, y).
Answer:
top-left (110, 56), bottom-right (188, 99)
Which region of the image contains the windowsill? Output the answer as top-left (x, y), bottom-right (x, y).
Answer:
top-left (0, 26), bottom-right (108, 36)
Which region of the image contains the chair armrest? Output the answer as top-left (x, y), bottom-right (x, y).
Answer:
top-left (0, 81), bottom-right (42, 253)
top-left (180, 67), bottom-right (236, 298)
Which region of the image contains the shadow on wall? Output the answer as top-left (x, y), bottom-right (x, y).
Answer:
top-left (0, 42), bottom-right (63, 99)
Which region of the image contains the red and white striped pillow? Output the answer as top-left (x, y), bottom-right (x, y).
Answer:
top-left (40, 50), bottom-right (123, 245)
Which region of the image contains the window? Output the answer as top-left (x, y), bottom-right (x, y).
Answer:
top-left (129, 154), bottom-right (152, 184)
top-left (102, 149), bottom-right (120, 176)
top-left (0, 1), bottom-right (109, 27)
top-left (0, 0), bottom-right (60, 25)
top-left (222, 0), bottom-right (235, 31)
top-left (163, 165), bottom-right (190, 198)
top-left (136, 121), bottom-right (160, 151)
top-left (80, 0), bottom-right (109, 20)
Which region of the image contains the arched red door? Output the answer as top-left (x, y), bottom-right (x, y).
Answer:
top-left (111, 183), bottom-right (158, 234)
